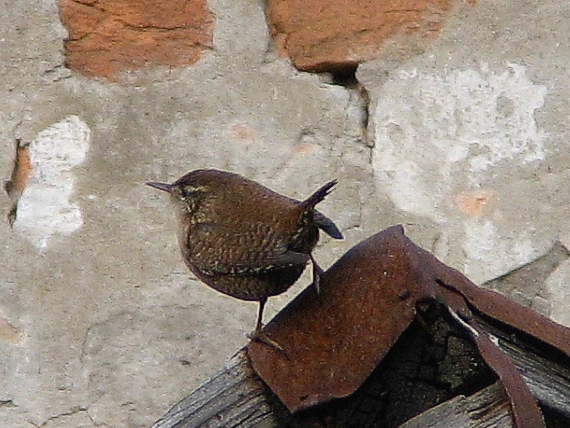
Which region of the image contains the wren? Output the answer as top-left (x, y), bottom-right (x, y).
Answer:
top-left (146, 169), bottom-right (342, 350)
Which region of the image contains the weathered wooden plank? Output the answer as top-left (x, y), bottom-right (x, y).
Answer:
top-left (480, 319), bottom-right (570, 418)
top-left (154, 324), bottom-right (570, 428)
top-left (152, 351), bottom-right (277, 428)
top-left (398, 382), bottom-right (512, 428)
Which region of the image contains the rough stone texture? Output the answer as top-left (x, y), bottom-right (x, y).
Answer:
top-left (59, 0), bottom-right (214, 80)
top-left (1, 0), bottom-right (570, 426)
top-left (266, 0), bottom-right (458, 72)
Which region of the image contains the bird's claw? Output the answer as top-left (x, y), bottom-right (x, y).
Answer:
top-left (248, 329), bottom-right (288, 358)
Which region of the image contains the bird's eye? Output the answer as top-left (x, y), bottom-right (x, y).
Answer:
top-left (180, 185), bottom-right (206, 199)
top-left (181, 187), bottom-right (194, 198)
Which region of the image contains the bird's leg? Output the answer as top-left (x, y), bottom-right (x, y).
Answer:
top-left (310, 253), bottom-right (324, 296)
top-left (247, 298), bottom-right (286, 355)
top-left (255, 297), bottom-right (266, 335)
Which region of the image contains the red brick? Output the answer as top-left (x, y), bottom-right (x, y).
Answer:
top-left (59, 0), bottom-right (214, 80)
top-left (266, 0), bottom-right (458, 72)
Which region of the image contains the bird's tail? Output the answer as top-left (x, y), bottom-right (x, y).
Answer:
top-left (302, 180), bottom-right (338, 209)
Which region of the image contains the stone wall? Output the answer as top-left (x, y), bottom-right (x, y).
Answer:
top-left (1, 0), bottom-right (570, 426)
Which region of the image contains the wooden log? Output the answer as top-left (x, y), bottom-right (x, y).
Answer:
top-left (153, 314), bottom-right (570, 427)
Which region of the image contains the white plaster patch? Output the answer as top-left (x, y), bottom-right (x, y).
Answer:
top-left (371, 63), bottom-right (547, 281)
top-left (13, 116), bottom-right (91, 250)
top-left (372, 63), bottom-right (547, 221)
top-left (461, 218), bottom-right (538, 280)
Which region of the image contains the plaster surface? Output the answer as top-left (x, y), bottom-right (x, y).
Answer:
top-left (1, 0), bottom-right (570, 426)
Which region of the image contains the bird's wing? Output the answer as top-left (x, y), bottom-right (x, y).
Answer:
top-left (188, 222), bottom-right (310, 276)
top-left (314, 211), bottom-right (343, 239)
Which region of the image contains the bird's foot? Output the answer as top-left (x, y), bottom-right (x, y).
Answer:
top-left (247, 329), bottom-right (288, 358)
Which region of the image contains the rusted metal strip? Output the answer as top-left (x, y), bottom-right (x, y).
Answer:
top-left (467, 316), bottom-right (545, 428)
top-left (431, 256), bottom-right (570, 358)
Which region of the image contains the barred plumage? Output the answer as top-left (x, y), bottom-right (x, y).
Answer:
top-left (147, 169), bottom-right (342, 351)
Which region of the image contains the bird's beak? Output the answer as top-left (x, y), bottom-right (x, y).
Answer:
top-left (146, 182), bottom-right (172, 193)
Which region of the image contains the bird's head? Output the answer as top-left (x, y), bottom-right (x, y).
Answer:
top-left (146, 179), bottom-right (209, 214)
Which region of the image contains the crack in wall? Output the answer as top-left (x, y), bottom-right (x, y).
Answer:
top-left (38, 405), bottom-right (94, 427)
top-left (306, 64), bottom-right (373, 233)
top-left (0, 399), bottom-right (17, 408)
top-left (329, 66), bottom-right (371, 147)
top-left (3, 138), bottom-right (31, 228)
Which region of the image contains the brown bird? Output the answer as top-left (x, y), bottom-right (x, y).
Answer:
top-left (146, 169), bottom-right (342, 349)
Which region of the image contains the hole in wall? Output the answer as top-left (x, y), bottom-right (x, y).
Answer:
top-left (330, 64), bottom-right (360, 88)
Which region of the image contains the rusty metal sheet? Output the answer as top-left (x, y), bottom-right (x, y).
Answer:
top-left (247, 225), bottom-right (570, 423)
top-left (391, 230), bottom-right (548, 427)
top-left (247, 225), bottom-right (431, 412)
